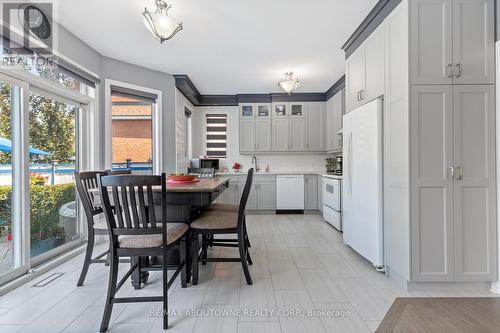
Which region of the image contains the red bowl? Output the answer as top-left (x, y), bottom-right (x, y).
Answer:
top-left (168, 174), bottom-right (197, 182)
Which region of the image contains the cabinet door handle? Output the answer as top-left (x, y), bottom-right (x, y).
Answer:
top-left (455, 63), bottom-right (462, 78)
top-left (447, 63), bottom-right (454, 78)
top-left (456, 167), bottom-right (463, 181)
top-left (447, 166), bottom-right (455, 181)
top-left (360, 90), bottom-right (365, 100)
top-left (356, 91), bottom-right (361, 101)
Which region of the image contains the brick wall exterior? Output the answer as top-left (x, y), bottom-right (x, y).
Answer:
top-left (111, 95), bottom-right (153, 163)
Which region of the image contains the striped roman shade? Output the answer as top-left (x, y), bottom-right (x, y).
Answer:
top-left (206, 114), bottom-right (227, 158)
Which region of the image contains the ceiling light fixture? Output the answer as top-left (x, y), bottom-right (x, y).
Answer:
top-left (278, 72), bottom-right (300, 95)
top-left (143, 0), bottom-right (182, 43)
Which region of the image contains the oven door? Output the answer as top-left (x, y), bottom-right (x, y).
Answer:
top-left (323, 177), bottom-right (340, 211)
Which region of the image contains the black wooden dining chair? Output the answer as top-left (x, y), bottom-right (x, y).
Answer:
top-left (74, 171), bottom-right (111, 286)
top-left (97, 173), bottom-right (190, 332)
top-left (190, 168), bottom-right (254, 285)
top-left (187, 167), bottom-right (215, 178)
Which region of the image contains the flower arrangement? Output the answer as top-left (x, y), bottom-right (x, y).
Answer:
top-left (232, 162), bottom-right (241, 172)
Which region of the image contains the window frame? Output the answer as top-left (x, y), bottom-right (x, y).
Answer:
top-left (104, 79), bottom-right (162, 175)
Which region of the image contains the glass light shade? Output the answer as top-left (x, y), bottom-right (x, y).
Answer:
top-left (143, 1), bottom-right (182, 43)
top-left (278, 73), bottom-right (300, 95)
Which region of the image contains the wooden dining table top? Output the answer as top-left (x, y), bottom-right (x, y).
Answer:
top-left (88, 177), bottom-right (229, 194)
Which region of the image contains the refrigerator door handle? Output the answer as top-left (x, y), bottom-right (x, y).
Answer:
top-left (345, 132), bottom-right (353, 195)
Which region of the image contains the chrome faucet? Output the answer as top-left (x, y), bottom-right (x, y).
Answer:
top-left (251, 155), bottom-right (259, 172)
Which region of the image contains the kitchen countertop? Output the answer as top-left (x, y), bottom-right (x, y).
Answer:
top-left (215, 171), bottom-right (343, 179)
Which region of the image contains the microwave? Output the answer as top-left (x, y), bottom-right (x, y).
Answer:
top-left (199, 158), bottom-right (219, 170)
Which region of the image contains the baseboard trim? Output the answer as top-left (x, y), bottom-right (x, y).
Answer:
top-left (407, 281), bottom-right (492, 292)
top-left (276, 210), bottom-right (304, 215)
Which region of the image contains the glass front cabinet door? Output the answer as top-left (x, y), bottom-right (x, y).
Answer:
top-left (241, 105), bottom-right (254, 118)
top-left (273, 103), bottom-right (288, 117)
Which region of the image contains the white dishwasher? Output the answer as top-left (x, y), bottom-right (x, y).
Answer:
top-left (276, 175), bottom-right (305, 212)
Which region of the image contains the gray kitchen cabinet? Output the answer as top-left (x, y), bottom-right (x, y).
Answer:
top-left (289, 117), bottom-right (306, 151)
top-left (272, 118), bottom-right (289, 151)
top-left (411, 85), bottom-right (454, 281)
top-left (239, 118), bottom-right (256, 152)
top-left (453, 85), bottom-right (496, 281)
top-left (410, 0), bottom-right (494, 85)
top-left (216, 180), bottom-right (240, 205)
top-left (306, 103), bottom-right (326, 151)
top-left (326, 91), bottom-right (344, 152)
top-left (364, 25), bottom-right (385, 101)
top-left (255, 118), bottom-right (272, 151)
top-left (410, 0), bottom-right (453, 84)
top-left (346, 47), bottom-right (365, 112)
top-left (345, 24), bottom-right (385, 112)
top-left (452, 0), bottom-right (495, 84)
top-left (241, 175), bottom-right (276, 211)
top-left (304, 175), bottom-right (318, 210)
top-left (411, 84), bottom-right (496, 282)
top-left (257, 181), bottom-right (276, 210)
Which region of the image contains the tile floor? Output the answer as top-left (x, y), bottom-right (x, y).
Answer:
top-left (0, 214), bottom-right (497, 333)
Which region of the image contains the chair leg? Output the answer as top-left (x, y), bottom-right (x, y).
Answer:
top-left (180, 237), bottom-right (187, 288)
top-left (162, 246), bottom-right (168, 330)
top-left (191, 234), bottom-right (199, 285)
top-left (244, 223), bottom-right (251, 248)
top-left (77, 231), bottom-right (95, 286)
top-left (238, 229), bottom-right (252, 285)
top-left (201, 235), bottom-right (208, 266)
top-left (100, 253), bottom-right (119, 332)
top-left (246, 245), bottom-right (253, 266)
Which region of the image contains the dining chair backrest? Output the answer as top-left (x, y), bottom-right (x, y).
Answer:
top-left (97, 174), bottom-right (167, 240)
top-left (237, 168), bottom-right (254, 224)
top-left (106, 169), bottom-right (132, 175)
top-left (187, 167), bottom-right (215, 178)
top-left (75, 171), bottom-right (106, 223)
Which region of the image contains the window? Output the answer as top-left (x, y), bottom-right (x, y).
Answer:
top-left (111, 86), bottom-right (157, 174)
top-left (206, 114), bottom-right (227, 158)
top-left (184, 108), bottom-right (192, 159)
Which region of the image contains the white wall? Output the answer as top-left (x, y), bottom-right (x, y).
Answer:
top-left (188, 105), bottom-right (329, 173)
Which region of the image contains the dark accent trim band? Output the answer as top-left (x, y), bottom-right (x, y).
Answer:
top-left (174, 75), bottom-right (345, 107)
top-left (342, 0), bottom-right (402, 59)
top-left (325, 75), bottom-right (346, 101)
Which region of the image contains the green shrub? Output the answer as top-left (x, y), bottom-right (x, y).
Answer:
top-left (0, 183), bottom-right (75, 241)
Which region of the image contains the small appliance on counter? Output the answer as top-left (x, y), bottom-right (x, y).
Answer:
top-left (325, 156), bottom-right (342, 175)
top-left (191, 158), bottom-right (220, 171)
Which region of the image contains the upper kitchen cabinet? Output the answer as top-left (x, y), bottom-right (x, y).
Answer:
top-left (326, 90), bottom-right (344, 152)
top-left (306, 103), bottom-right (326, 152)
top-left (239, 104), bottom-right (272, 153)
top-left (410, 0), bottom-right (494, 85)
top-left (452, 0), bottom-right (494, 84)
top-left (272, 117), bottom-right (289, 151)
top-left (345, 23), bottom-right (385, 112)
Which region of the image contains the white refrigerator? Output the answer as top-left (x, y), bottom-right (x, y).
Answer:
top-left (342, 99), bottom-right (384, 268)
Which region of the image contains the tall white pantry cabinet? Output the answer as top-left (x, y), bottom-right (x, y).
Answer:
top-left (345, 0), bottom-right (497, 287)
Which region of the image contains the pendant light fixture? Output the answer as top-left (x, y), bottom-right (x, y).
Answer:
top-left (143, 0), bottom-right (182, 43)
top-left (278, 72), bottom-right (300, 95)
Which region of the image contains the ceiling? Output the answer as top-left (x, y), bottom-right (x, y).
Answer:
top-left (55, 0), bottom-right (378, 94)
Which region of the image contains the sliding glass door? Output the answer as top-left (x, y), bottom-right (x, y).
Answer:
top-left (0, 77), bottom-right (28, 284)
top-left (0, 73), bottom-right (84, 284)
top-left (28, 91), bottom-right (80, 261)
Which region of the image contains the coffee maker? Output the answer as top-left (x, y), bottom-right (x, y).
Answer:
top-left (334, 156), bottom-right (342, 175)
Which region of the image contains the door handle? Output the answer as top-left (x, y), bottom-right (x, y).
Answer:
top-left (447, 166), bottom-right (455, 181)
top-left (455, 63), bottom-right (462, 78)
top-left (360, 90), bottom-right (365, 100)
top-left (356, 91), bottom-right (361, 101)
top-left (447, 63), bottom-right (454, 78)
top-left (456, 167), bottom-right (463, 181)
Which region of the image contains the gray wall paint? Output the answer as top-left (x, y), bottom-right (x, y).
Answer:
top-left (57, 26), bottom-right (101, 75)
top-left (52, 24), bottom-right (177, 173)
top-left (100, 57), bottom-right (177, 173)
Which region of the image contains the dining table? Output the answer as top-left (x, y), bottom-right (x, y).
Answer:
top-left (89, 176), bottom-right (230, 289)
